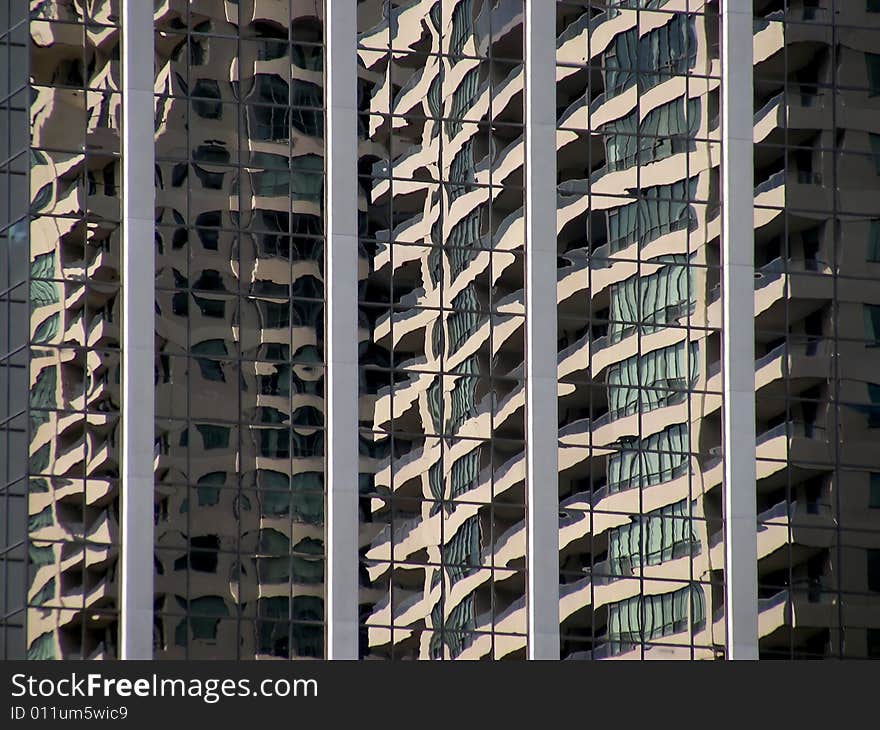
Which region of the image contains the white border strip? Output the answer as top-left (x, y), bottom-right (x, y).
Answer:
top-left (120, 1), bottom-right (155, 660)
top-left (525, 0), bottom-right (560, 660)
top-left (722, 0), bottom-right (758, 660)
top-left (326, 0), bottom-right (359, 660)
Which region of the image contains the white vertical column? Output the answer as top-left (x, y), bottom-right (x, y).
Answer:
top-left (525, 0), bottom-right (560, 660)
top-left (120, 2), bottom-right (155, 660)
top-left (722, 0), bottom-right (758, 660)
top-left (326, 0), bottom-right (359, 660)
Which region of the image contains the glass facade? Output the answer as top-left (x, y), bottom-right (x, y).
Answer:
top-left (1, 0), bottom-right (123, 659)
top-left (751, 0), bottom-right (880, 659)
top-left (556, 0), bottom-right (722, 660)
top-left (152, 1), bottom-right (326, 659)
top-left (1, 0), bottom-right (879, 661)
top-left (356, 0), bottom-right (529, 660)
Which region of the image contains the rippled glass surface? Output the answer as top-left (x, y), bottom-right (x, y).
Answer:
top-left (556, 0), bottom-right (723, 660)
top-left (152, 0), bottom-right (326, 659)
top-left (749, 0), bottom-right (880, 659)
top-left (0, 0), bottom-right (122, 660)
top-left (357, 0), bottom-right (528, 660)
top-left (5, 0), bottom-right (880, 662)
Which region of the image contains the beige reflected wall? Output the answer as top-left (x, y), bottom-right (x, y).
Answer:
top-left (554, 0), bottom-right (880, 660)
top-left (556, 0), bottom-right (722, 660)
top-left (357, 0), bottom-right (529, 659)
top-left (749, 0), bottom-right (880, 658)
top-left (0, 0), bottom-right (125, 660)
top-left (4, 0), bottom-right (880, 661)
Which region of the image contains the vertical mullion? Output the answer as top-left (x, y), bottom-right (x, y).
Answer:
top-left (721, 0), bottom-right (758, 661)
top-left (525, 0), bottom-right (560, 660)
top-left (120, 2), bottom-right (156, 660)
top-left (326, 0), bottom-right (359, 661)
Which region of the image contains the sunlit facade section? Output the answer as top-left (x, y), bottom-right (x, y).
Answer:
top-left (556, 0), bottom-right (723, 659)
top-left (357, 0), bottom-right (529, 659)
top-left (1, 0), bottom-right (124, 660)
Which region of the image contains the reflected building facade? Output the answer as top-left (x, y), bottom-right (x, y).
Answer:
top-left (1, 0), bottom-right (329, 660)
top-left (151, 0), bottom-right (327, 659)
top-left (746, 0), bottom-right (880, 659)
top-left (1, 0), bottom-right (880, 660)
top-left (556, 0), bottom-right (723, 660)
top-left (356, 0), bottom-right (529, 660)
top-left (554, 0), bottom-right (880, 659)
top-left (1, 0), bottom-right (124, 660)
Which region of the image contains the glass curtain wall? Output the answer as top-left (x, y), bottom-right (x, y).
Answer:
top-left (356, 0), bottom-right (529, 660)
top-left (1, 0), bottom-right (123, 660)
top-left (752, 0), bottom-right (880, 659)
top-left (152, 0), bottom-right (327, 659)
top-left (555, 0), bottom-right (723, 660)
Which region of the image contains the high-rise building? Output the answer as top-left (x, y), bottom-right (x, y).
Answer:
top-left (1, 0), bottom-right (879, 661)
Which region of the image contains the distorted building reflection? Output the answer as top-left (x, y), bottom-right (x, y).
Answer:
top-left (152, 0), bottom-right (327, 659)
top-left (9, 0), bottom-right (124, 660)
top-left (556, 0), bottom-right (721, 660)
top-left (555, 0), bottom-right (880, 659)
top-left (3, 0), bottom-right (880, 662)
top-left (357, 0), bottom-right (529, 659)
top-left (747, 0), bottom-right (880, 658)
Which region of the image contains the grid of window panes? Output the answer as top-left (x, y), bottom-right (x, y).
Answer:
top-left (752, 0), bottom-right (880, 659)
top-left (0, 0), bottom-right (30, 660)
top-left (153, 1), bottom-right (326, 659)
top-left (555, 0), bottom-right (723, 659)
top-left (0, 0), bottom-right (124, 660)
top-left (356, 0), bottom-right (528, 660)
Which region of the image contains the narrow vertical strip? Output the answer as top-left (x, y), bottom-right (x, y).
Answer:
top-left (120, 2), bottom-right (155, 660)
top-left (721, 0), bottom-right (758, 660)
top-left (326, 0), bottom-right (359, 660)
top-left (525, 0), bottom-right (560, 660)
